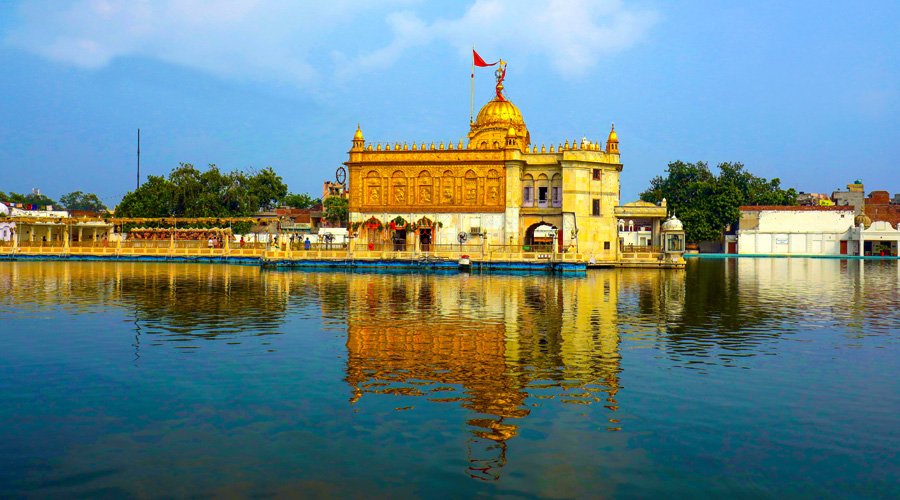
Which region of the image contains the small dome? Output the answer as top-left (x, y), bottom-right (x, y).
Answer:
top-left (353, 124), bottom-right (364, 141)
top-left (662, 215), bottom-right (683, 231)
top-left (854, 213), bottom-right (872, 228)
top-left (507, 126), bottom-right (517, 137)
top-left (607, 123), bottom-right (618, 143)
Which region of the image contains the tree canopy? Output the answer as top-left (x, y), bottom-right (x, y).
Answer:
top-left (0, 190), bottom-right (58, 208)
top-left (58, 191), bottom-right (107, 212)
top-left (282, 193), bottom-right (320, 209)
top-left (115, 163), bottom-right (288, 218)
top-left (323, 196), bottom-right (348, 226)
top-left (640, 161), bottom-right (797, 242)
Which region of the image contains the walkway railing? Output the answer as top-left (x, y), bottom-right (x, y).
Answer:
top-left (0, 239), bottom-right (587, 263)
top-left (622, 244), bottom-right (661, 253)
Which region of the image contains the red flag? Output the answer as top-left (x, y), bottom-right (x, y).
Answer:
top-left (473, 49), bottom-right (497, 67)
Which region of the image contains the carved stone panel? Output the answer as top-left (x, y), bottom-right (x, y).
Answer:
top-left (393, 183), bottom-right (407, 205)
top-left (367, 185), bottom-right (381, 205)
top-left (349, 163), bottom-right (506, 212)
top-left (419, 185), bottom-right (433, 204)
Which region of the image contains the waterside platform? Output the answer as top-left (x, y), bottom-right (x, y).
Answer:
top-left (0, 245), bottom-right (593, 272)
top-left (0, 244), bottom-right (690, 270)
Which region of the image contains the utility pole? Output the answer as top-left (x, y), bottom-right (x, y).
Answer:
top-left (137, 128), bottom-right (141, 190)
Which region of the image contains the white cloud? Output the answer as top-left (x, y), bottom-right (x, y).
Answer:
top-left (6, 0), bottom-right (658, 88)
top-left (346, 0), bottom-right (660, 78)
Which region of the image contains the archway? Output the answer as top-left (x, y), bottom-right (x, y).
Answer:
top-left (524, 222), bottom-right (559, 252)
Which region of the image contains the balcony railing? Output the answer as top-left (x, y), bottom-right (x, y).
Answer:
top-left (3, 238), bottom-right (590, 261)
top-left (621, 244), bottom-right (661, 253)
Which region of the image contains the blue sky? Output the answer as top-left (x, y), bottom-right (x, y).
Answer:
top-left (0, 0), bottom-right (897, 208)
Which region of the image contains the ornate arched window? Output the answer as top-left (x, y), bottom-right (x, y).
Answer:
top-left (551, 173), bottom-right (562, 208)
top-left (522, 174), bottom-right (535, 208)
top-left (536, 173), bottom-right (550, 208)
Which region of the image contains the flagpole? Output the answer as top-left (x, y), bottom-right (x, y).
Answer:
top-left (470, 44), bottom-right (475, 124)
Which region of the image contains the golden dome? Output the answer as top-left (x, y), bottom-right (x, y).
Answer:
top-left (353, 124), bottom-right (364, 141)
top-left (607, 123), bottom-right (618, 143)
top-left (475, 98), bottom-right (526, 129)
top-left (468, 97), bottom-right (529, 149)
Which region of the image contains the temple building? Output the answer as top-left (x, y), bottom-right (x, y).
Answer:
top-left (345, 65), bottom-right (623, 262)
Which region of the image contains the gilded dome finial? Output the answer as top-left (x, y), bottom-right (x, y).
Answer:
top-left (494, 59), bottom-right (507, 101)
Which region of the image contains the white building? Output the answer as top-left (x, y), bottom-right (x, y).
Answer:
top-left (851, 220), bottom-right (900, 257)
top-left (0, 202), bottom-right (69, 242)
top-left (735, 206), bottom-right (856, 255)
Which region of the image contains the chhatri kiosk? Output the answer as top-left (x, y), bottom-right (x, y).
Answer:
top-left (345, 63), bottom-right (625, 265)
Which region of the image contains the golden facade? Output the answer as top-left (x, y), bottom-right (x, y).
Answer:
top-left (345, 70), bottom-right (624, 261)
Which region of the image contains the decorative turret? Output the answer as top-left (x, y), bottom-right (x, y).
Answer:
top-left (661, 214), bottom-right (685, 264)
top-left (352, 124), bottom-right (365, 151)
top-left (606, 123), bottom-right (619, 154)
top-left (505, 126), bottom-right (519, 148)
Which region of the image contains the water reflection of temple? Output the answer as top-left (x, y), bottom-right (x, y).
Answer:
top-left (342, 271), bottom-right (636, 479)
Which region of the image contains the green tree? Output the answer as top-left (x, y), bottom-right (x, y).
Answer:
top-left (0, 190), bottom-right (57, 208)
top-left (247, 167), bottom-right (288, 212)
top-left (114, 163), bottom-right (290, 222)
top-left (282, 193), bottom-right (319, 209)
top-left (59, 191), bottom-right (107, 212)
top-left (323, 196), bottom-right (348, 226)
top-left (641, 161), bottom-right (797, 243)
top-left (115, 175), bottom-right (177, 218)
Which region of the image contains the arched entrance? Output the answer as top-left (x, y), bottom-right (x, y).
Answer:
top-left (414, 217), bottom-right (437, 252)
top-left (524, 222), bottom-right (560, 252)
top-left (392, 229), bottom-right (407, 251)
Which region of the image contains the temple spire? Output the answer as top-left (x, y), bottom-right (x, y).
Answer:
top-left (606, 123), bottom-right (619, 154)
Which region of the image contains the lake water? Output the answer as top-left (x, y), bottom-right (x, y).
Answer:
top-left (1, 259), bottom-right (898, 498)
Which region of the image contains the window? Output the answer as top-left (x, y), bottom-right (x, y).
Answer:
top-left (604, 241), bottom-right (610, 250)
top-left (524, 186), bottom-right (534, 207)
top-left (536, 174), bottom-right (549, 208)
top-left (667, 235), bottom-right (683, 252)
top-left (592, 169), bottom-right (602, 180)
top-left (551, 174), bottom-right (562, 208)
top-left (523, 174), bottom-right (535, 207)
top-left (592, 199), bottom-right (601, 216)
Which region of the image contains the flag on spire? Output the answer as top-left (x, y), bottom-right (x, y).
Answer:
top-left (473, 49), bottom-right (497, 67)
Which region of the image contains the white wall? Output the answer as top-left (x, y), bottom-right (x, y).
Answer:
top-left (757, 210), bottom-right (853, 232)
top-left (737, 209), bottom-right (855, 255)
top-left (738, 231), bottom-right (845, 255)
